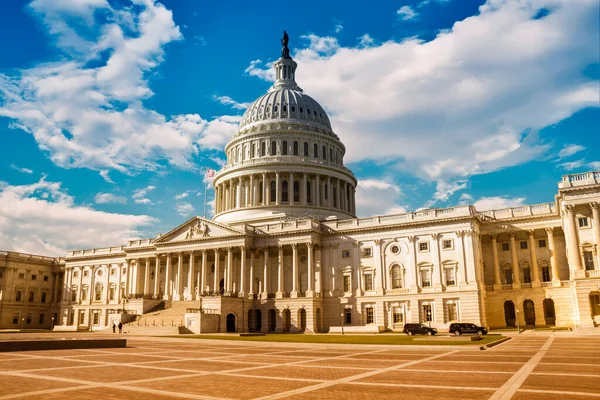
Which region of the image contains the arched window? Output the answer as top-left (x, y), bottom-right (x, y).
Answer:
top-left (293, 141), bottom-right (299, 155)
top-left (94, 282), bottom-right (103, 301)
top-left (313, 143), bottom-right (318, 158)
top-left (260, 141), bottom-right (266, 157)
top-left (391, 265), bottom-right (402, 289)
top-left (282, 141), bottom-right (288, 155)
top-left (293, 181), bottom-right (300, 202)
top-left (282, 181), bottom-right (289, 202)
top-left (322, 145), bottom-right (326, 160)
top-left (329, 148), bottom-right (333, 162)
top-left (304, 142), bottom-right (309, 156)
top-left (271, 141), bottom-right (277, 155)
top-left (324, 184), bottom-right (328, 200)
top-left (270, 181), bottom-right (276, 202)
top-left (251, 143), bottom-right (256, 158)
top-left (306, 181), bottom-right (311, 203)
top-left (258, 182), bottom-right (263, 204)
top-left (333, 187), bottom-right (337, 208)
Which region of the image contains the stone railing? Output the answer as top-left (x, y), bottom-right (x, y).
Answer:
top-left (126, 238), bottom-right (155, 248)
top-left (485, 285), bottom-right (494, 291)
top-left (559, 171), bottom-right (600, 189)
top-left (67, 246), bottom-right (125, 258)
top-left (501, 284), bottom-right (513, 290)
top-left (1, 251), bottom-right (58, 263)
top-left (259, 219), bottom-right (321, 233)
top-left (215, 156), bottom-right (354, 177)
top-left (521, 283), bottom-right (533, 288)
top-left (540, 281), bottom-right (553, 287)
top-left (387, 288), bottom-right (410, 295)
top-left (478, 203), bottom-right (557, 220)
top-left (585, 270), bottom-right (600, 278)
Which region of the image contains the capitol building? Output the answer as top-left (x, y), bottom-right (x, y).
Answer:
top-left (1, 35), bottom-right (600, 334)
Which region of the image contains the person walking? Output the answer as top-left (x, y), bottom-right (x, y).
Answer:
top-left (112, 323), bottom-right (116, 333)
top-left (118, 322), bottom-right (123, 334)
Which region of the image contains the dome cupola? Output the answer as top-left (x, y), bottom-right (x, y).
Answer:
top-left (212, 31), bottom-right (357, 225)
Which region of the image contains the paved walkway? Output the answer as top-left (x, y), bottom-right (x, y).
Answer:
top-left (0, 334), bottom-right (598, 399)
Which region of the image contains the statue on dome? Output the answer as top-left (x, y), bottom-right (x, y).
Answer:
top-left (281, 30), bottom-right (291, 59)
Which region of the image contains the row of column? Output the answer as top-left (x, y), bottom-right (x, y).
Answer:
top-left (214, 173), bottom-right (356, 215)
top-left (564, 202), bottom-right (600, 271)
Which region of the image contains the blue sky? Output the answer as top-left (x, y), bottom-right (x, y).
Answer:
top-left (0, 0), bottom-right (598, 255)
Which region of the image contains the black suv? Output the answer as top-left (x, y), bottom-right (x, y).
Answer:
top-left (449, 323), bottom-right (487, 336)
top-left (403, 323), bottom-right (438, 336)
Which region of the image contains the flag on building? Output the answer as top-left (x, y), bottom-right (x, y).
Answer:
top-left (205, 169), bottom-right (215, 179)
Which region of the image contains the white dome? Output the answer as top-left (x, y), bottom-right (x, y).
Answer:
top-left (239, 88), bottom-right (332, 131)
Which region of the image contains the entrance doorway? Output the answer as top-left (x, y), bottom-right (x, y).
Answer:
top-left (226, 313), bottom-right (236, 333)
top-left (256, 310), bottom-right (262, 332)
top-left (299, 309), bottom-right (306, 332)
top-left (504, 301), bottom-right (516, 327)
top-left (543, 298), bottom-right (556, 326)
top-left (523, 300), bottom-right (536, 326)
top-left (247, 309), bottom-right (254, 332)
top-left (283, 309), bottom-right (291, 332)
top-left (316, 308), bottom-right (321, 333)
top-left (268, 309), bottom-right (276, 332)
top-left (219, 279), bottom-right (224, 295)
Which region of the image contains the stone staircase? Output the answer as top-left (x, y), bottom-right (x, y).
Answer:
top-left (123, 300), bottom-right (198, 335)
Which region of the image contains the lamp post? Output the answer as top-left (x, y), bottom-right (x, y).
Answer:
top-left (51, 316), bottom-right (55, 331)
top-left (516, 309), bottom-right (520, 334)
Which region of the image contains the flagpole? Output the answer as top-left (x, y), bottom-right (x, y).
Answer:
top-left (203, 176), bottom-right (208, 217)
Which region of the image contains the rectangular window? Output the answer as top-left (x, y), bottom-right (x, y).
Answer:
top-left (18, 273), bottom-right (25, 279)
top-left (579, 217), bottom-right (589, 228)
top-left (393, 307), bottom-right (404, 324)
top-left (79, 311), bottom-right (85, 325)
top-left (501, 243), bottom-right (510, 252)
top-left (31, 274), bottom-right (37, 280)
top-left (504, 269), bottom-right (513, 284)
top-left (422, 304), bottom-right (432, 322)
top-left (26, 313), bottom-right (32, 324)
top-left (343, 275), bottom-right (351, 292)
top-left (110, 268), bottom-right (116, 276)
top-left (523, 268), bottom-right (532, 284)
top-left (362, 247), bottom-right (372, 257)
top-left (520, 241), bottom-right (528, 250)
top-left (442, 239), bottom-right (453, 250)
top-left (122, 267), bottom-right (126, 275)
top-left (83, 270), bottom-right (89, 277)
top-left (41, 292), bottom-right (47, 303)
top-left (342, 250), bottom-right (350, 258)
top-left (419, 242), bottom-right (429, 252)
top-left (591, 295), bottom-right (600, 316)
top-left (538, 239), bottom-right (547, 248)
top-left (420, 270), bottom-right (431, 287)
top-left (364, 274), bottom-right (373, 291)
top-left (68, 312), bottom-right (75, 326)
top-left (542, 267), bottom-right (551, 282)
top-left (366, 308), bottom-right (374, 324)
top-left (43, 275), bottom-right (49, 282)
top-left (584, 251), bottom-right (595, 271)
top-left (15, 290), bottom-right (22, 302)
top-left (71, 287), bottom-right (77, 302)
top-left (344, 308), bottom-right (352, 324)
top-left (445, 268), bottom-right (456, 286)
top-left (12, 313), bottom-right (19, 325)
top-left (447, 303), bottom-right (458, 322)
top-left (73, 271), bottom-right (78, 278)
top-left (120, 284), bottom-right (126, 299)
top-left (82, 287), bottom-right (88, 301)
top-left (109, 286), bottom-right (116, 301)
top-left (39, 314), bottom-right (45, 325)
top-left (28, 291), bottom-right (35, 303)
top-left (93, 312), bottom-right (99, 325)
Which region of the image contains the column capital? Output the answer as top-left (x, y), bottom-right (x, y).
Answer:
top-left (507, 231), bottom-right (517, 239)
top-left (526, 229), bottom-right (535, 236)
top-left (565, 204), bottom-right (575, 213)
top-left (431, 233), bottom-right (441, 240)
top-left (306, 243), bottom-right (314, 250)
top-left (407, 235), bottom-right (417, 243)
top-left (291, 243), bottom-right (298, 249)
top-left (374, 239), bottom-right (382, 246)
top-left (545, 227), bottom-right (554, 234)
top-left (488, 232), bottom-right (497, 239)
top-left (591, 202), bottom-right (599, 210)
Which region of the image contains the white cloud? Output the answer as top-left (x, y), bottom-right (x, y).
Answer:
top-left (95, 192), bottom-right (127, 204)
top-left (132, 185), bottom-right (156, 199)
top-left (0, 0), bottom-right (239, 176)
top-left (559, 159), bottom-right (585, 171)
top-left (472, 196), bottom-right (527, 211)
top-left (0, 177), bottom-right (155, 256)
top-left (99, 170), bottom-right (114, 184)
top-left (10, 164), bottom-right (33, 174)
top-left (334, 21), bottom-right (344, 33)
top-left (358, 34), bottom-right (375, 48)
top-left (246, 0), bottom-right (599, 184)
top-left (212, 95), bottom-right (250, 110)
top-left (355, 179), bottom-right (406, 217)
top-left (175, 202), bottom-right (195, 217)
top-left (424, 179), bottom-right (468, 208)
top-left (558, 143), bottom-right (585, 159)
top-left (458, 193), bottom-right (474, 205)
top-left (588, 161), bottom-right (600, 170)
top-left (134, 198), bottom-right (153, 205)
top-left (397, 5), bottom-right (419, 21)
top-left (174, 191), bottom-right (189, 200)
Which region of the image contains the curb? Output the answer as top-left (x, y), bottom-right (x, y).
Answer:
top-left (480, 336), bottom-right (512, 350)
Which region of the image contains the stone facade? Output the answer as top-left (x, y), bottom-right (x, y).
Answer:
top-left (2, 38), bottom-right (600, 333)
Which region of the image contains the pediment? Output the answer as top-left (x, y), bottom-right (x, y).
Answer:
top-left (155, 216), bottom-right (244, 244)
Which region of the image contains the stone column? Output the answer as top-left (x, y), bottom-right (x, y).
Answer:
top-left (153, 256), bottom-right (160, 299)
top-left (248, 250), bottom-right (255, 297)
top-left (177, 252), bottom-right (183, 300)
top-left (276, 245), bottom-right (284, 298)
top-left (306, 243), bottom-right (315, 297)
top-left (592, 202), bottom-right (600, 268)
top-left (275, 172), bottom-right (281, 205)
top-left (302, 173), bottom-right (307, 206)
top-left (327, 177), bottom-right (332, 208)
top-left (164, 255), bottom-right (171, 300)
top-left (490, 233), bottom-right (502, 288)
top-left (262, 173), bottom-right (267, 205)
top-left (528, 230), bottom-right (540, 287)
top-left (226, 248), bottom-right (233, 295)
top-left (187, 252), bottom-right (195, 300)
top-left (144, 258), bottom-right (150, 296)
top-left (336, 179), bottom-right (340, 209)
top-left (546, 227), bottom-right (560, 285)
top-left (331, 244), bottom-right (340, 296)
top-left (408, 236), bottom-right (418, 290)
top-left (262, 248), bottom-right (269, 299)
top-left (200, 250), bottom-right (207, 295)
top-left (291, 244), bottom-right (299, 297)
top-left (431, 234), bottom-right (442, 289)
top-left (565, 204), bottom-right (582, 271)
top-left (249, 175), bottom-right (254, 207)
top-left (374, 239), bottom-right (384, 294)
top-left (353, 242), bottom-right (362, 296)
top-left (237, 177), bottom-right (242, 208)
top-left (508, 232), bottom-right (521, 288)
top-left (289, 173), bottom-right (294, 205)
top-left (316, 245), bottom-right (322, 296)
top-left (213, 249), bottom-right (220, 295)
top-left (239, 246), bottom-right (247, 297)
top-left (124, 261), bottom-right (131, 299)
top-left (316, 175), bottom-right (320, 207)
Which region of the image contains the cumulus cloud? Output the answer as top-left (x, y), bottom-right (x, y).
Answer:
top-left (424, 180), bottom-right (469, 208)
top-left (95, 192), bottom-right (127, 204)
top-left (246, 0), bottom-right (599, 185)
top-left (134, 198), bottom-right (153, 205)
top-left (397, 5), bottom-right (419, 21)
top-left (0, 177), bottom-right (155, 256)
top-left (174, 191), bottom-right (189, 200)
top-left (175, 202), bottom-right (195, 217)
top-left (212, 95), bottom-right (250, 110)
top-left (558, 144), bottom-right (585, 159)
top-left (355, 179), bottom-right (407, 217)
top-left (10, 164), bottom-right (33, 174)
top-left (132, 185), bottom-right (156, 199)
top-left (0, 0), bottom-right (239, 176)
top-left (472, 196), bottom-right (527, 211)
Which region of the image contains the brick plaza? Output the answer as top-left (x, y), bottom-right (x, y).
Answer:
top-left (0, 334), bottom-right (599, 399)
